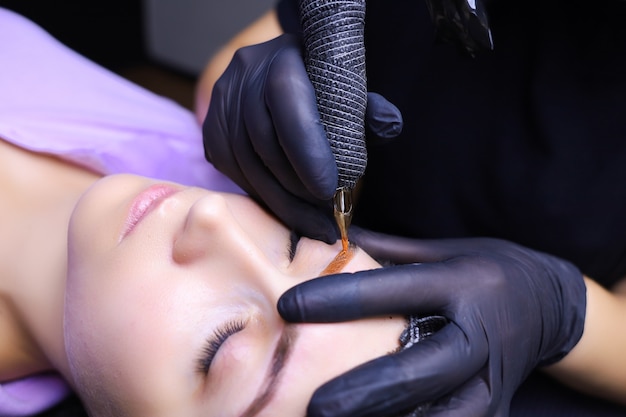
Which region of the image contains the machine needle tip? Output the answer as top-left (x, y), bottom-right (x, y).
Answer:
top-left (333, 187), bottom-right (353, 252)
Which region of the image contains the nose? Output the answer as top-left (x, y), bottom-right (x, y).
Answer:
top-left (172, 193), bottom-right (229, 264)
top-left (171, 193), bottom-right (288, 299)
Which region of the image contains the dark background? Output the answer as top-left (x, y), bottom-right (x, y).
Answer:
top-left (0, 0), bottom-right (196, 110)
top-left (0, 0), bottom-right (144, 70)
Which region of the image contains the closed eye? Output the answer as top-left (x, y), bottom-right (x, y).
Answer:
top-left (197, 319), bottom-right (246, 375)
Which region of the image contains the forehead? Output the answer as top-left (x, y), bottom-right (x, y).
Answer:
top-left (65, 257), bottom-right (218, 410)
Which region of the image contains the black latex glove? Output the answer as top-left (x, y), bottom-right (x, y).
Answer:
top-left (425, 0), bottom-right (493, 56)
top-left (278, 229), bottom-right (587, 417)
top-left (203, 34), bottom-right (402, 243)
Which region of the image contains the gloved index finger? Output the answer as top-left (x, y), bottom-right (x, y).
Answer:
top-left (265, 42), bottom-right (337, 201)
top-left (277, 263), bottom-right (454, 323)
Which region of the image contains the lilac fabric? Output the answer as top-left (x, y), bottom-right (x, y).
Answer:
top-left (0, 374), bottom-right (71, 417)
top-left (0, 7), bottom-right (242, 193)
top-left (0, 7), bottom-right (241, 415)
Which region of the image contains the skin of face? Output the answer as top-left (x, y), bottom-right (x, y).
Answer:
top-left (64, 174), bottom-right (406, 417)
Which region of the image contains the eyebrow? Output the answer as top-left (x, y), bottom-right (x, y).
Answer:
top-left (239, 325), bottom-right (298, 417)
top-left (320, 242), bottom-right (356, 276)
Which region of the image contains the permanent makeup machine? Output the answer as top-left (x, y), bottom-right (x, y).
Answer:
top-left (299, 0), bottom-right (492, 255)
top-left (299, 0), bottom-right (367, 253)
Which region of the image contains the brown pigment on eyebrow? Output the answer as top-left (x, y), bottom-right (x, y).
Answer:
top-left (320, 242), bottom-right (356, 276)
top-left (240, 325), bottom-right (298, 417)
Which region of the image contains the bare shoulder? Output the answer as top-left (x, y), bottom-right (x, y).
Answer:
top-left (0, 137), bottom-right (99, 197)
top-left (0, 136), bottom-right (98, 290)
top-left (0, 295), bottom-right (47, 382)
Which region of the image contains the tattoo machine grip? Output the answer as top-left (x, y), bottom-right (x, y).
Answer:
top-left (299, 0), bottom-right (368, 191)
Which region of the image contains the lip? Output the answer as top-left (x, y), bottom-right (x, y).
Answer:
top-left (120, 183), bottom-right (180, 240)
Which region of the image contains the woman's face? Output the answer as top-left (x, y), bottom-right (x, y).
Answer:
top-left (64, 174), bottom-right (404, 417)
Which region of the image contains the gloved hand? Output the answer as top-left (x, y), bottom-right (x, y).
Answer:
top-left (278, 228), bottom-right (587, 417)
top-left (425, 0), bottom-right (493, 55)
top-left (203, 34), bottom-right (402, 243)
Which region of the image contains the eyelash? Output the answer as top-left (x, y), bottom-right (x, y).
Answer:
top-left (197, 319), bottom-right (247, 375)
top-left (287, 229), bottom-right (300, 262)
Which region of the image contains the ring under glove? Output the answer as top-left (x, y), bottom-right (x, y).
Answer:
top-left (202, 34), bottom-right (402, 243)
top-left (278, 230), bottom-right (587, 417)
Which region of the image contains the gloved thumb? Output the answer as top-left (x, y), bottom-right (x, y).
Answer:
top-left (365, 92), bottom-right (403, 142)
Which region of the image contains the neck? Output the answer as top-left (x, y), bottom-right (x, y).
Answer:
top-left (0, 139), bottom-right (100, 383)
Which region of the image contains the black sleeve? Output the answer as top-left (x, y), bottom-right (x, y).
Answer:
top-left (276, 0), bottom-right (302, 34)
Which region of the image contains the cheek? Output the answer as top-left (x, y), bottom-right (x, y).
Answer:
top-left (223, 194), bottom-right (291, 267)
top-left (292, 318), bottom-right (403, 377)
